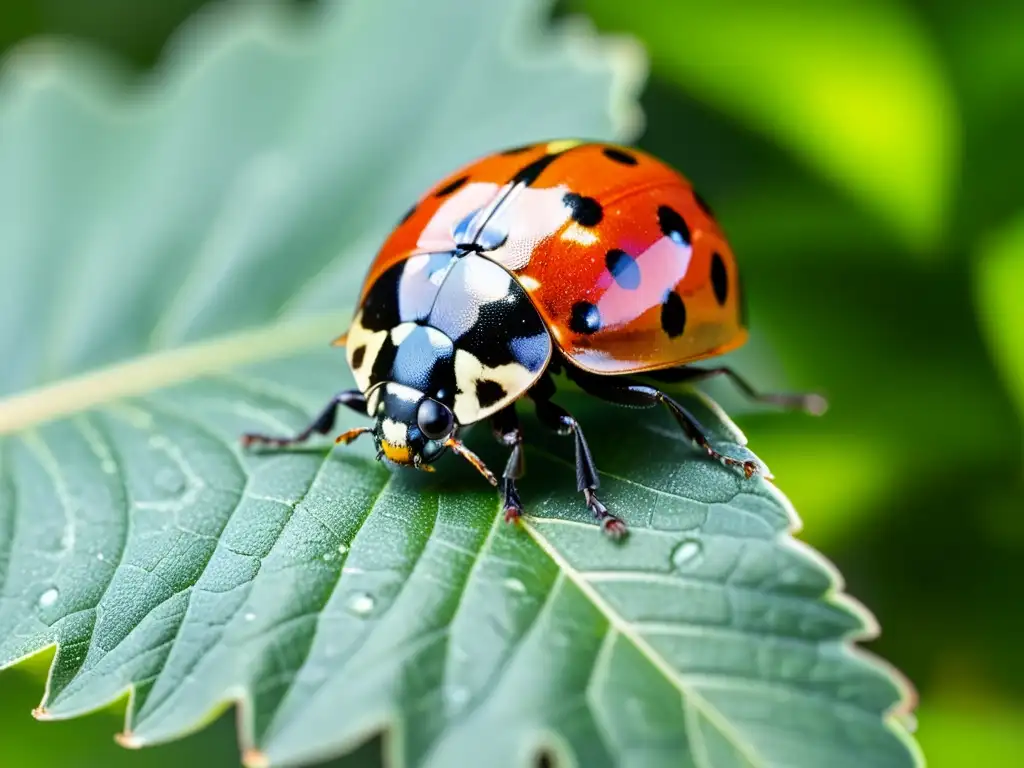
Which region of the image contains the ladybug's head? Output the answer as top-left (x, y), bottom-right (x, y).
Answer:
top-left (368, 383), bottom-right (498, 486)
top-left (369, 383), bottom-right (453, 469)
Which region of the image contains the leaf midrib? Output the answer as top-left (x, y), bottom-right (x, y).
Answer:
top-left (522, 519), bottom-right (766, 768)
top-left (0, 313), bottom-right (349, 436)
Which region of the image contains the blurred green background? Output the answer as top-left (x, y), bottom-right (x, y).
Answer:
top-left (1, 0), bottom-right (1021, 766)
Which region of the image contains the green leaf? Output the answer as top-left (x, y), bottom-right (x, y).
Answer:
top-left (577, 0), bottom-right (958, 252)
top-left (976, 214), bottom-right (1024, 431)
top-left (0, 1), bottom-right (919, 766)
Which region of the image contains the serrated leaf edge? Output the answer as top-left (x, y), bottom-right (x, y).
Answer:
top-left (521, 479), bottom-right (925, 768)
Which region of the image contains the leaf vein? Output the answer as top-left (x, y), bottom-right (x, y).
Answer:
top-left (258, 469), bottom-right (419, 744)
top-left (524, 521), bottom-right (767, 768)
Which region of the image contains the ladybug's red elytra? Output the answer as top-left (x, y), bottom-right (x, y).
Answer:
top-left (242, 140), bottom-right (826, 537)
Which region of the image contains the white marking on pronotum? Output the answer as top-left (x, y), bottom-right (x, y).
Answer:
top-left (452, 349), bottom-right (534, 423)
top-left (345, 312), bottom-right (388, 391)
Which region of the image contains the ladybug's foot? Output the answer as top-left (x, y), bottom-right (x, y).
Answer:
top-left (584, 488), bottom-right (627, 539)
top-left (557, 371), bottom-right (761, 481)
top-left (490, 407), bottom-right (527, 525)
top-left (241, 432), bottom-right (306, 449)
top-left (696, 438), bottom-right (759, 479)
top-left (502, 479), bottom-right (523, 524)
top-left (656, 391), bottom-right (759, 478)
top-left (240, 389), bottom-right (367, 451)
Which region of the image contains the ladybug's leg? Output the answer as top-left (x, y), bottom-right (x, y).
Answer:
top-left (528, 377), bottom-right (626, 538)
top-left (643, 366), bottom-right (828, 415)
top-left (241, 389), bottom-right (368, 448)
top-left (490, 406), bottom-right (525, 524)
top-left (566, 371), bottom-right (759, 479)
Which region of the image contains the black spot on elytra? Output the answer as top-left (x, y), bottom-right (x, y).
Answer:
top-left (605, 248), bottom-right (640, 290)
top-left (660, 291), bottom-right (687, 338)
top-left (658, 205), bottom-right (691, 247)
top-left (359, 262), bottom-right (403, 331)
top-left (435, 175), bottom-right (469, 198)
top-left (711, 252), bottom-right (728, 306)
top-left (399, 204), bottom-right (417, 225)
top-left (693, 190), bottom-right (714, 217)
top-left (511, 153), bottom-right (561, 186)
top-left (501, 143), bottom-right (536, 155)
top-left (602, 147), bottom-right (638, 165)
top-left (563, 192), bottom-right (603, 227)
top-left (350, 345), bottom-right (366, 369)
top-left (475, 379), bottom-right (507, 408)
top-left (569, 301), bottom-right (601, 335)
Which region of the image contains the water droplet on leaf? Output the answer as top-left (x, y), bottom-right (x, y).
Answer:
top-left (244, 612), bottom-right (256, 622)
top-left (671, 538), bottom-right (703, 569)
top-left (346, 592), bottom-right (375, 616)
top-left (38, 588), bottom-right (59, 608)
top-left (503, 577), bottom-right (526, 594)
top-left (446, 686), bottom-right (470, 709)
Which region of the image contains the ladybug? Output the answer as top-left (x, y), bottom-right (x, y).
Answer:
top-left (242, 140), bottom-right (825, 537)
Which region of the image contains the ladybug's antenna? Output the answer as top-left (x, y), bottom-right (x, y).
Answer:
top-left (445, 439), bottom-right (498, 487)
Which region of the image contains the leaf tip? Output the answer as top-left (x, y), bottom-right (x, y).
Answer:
top-left (243, 748), bottom-right (270, 768)
top-left (31, 705), bottom-right (51, 721)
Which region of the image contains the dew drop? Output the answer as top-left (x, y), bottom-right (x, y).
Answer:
top-left (445, 686), bottom-right (470, 709)
top-left (346, 592), bottom-right (376, 616)
top-left (337, 542), bottom-right (349, 555)
top-left (503, 577), bottom-right (526, 594)
top-left (38, 588), bottom-right (59, 608)
top-left (97, 552), bottom-right (105, 562)
top-left (671, 538), bottom-right (703, 569)
top-left (322, 552), bottom-right (336, 562)
top-left (154, 468), bottom-right (185, 495)
top-left (244, 612), bottom-right (256, 622)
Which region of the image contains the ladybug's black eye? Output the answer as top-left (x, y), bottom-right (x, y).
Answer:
top-left (416, 399), bottom-right (454, 440)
